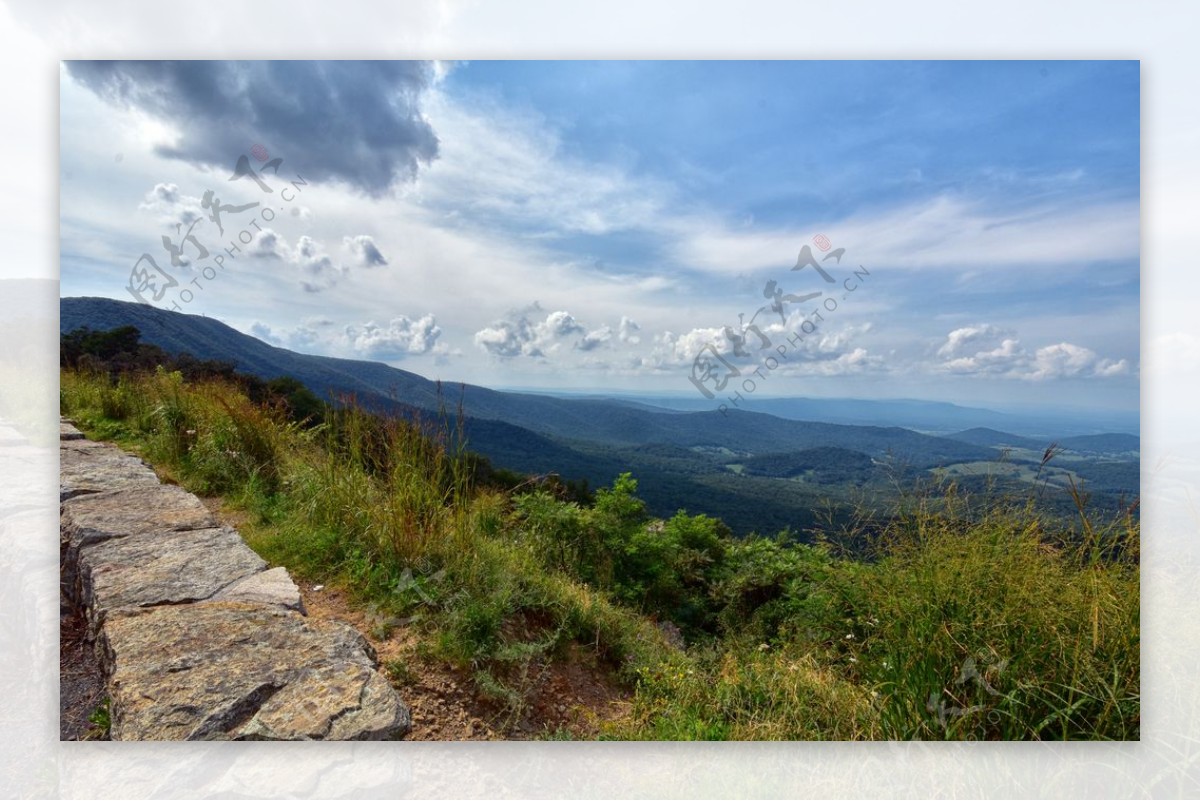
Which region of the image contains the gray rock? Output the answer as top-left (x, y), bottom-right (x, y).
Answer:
top-left (100, 602), bottom-right (411, 741)
top-left (60, 421), bottom-right (85, 441)
top-left (60, 441), bottom-right (159, 500)
top-left (61, 484), bottom-right (216, 545)
top-left (78, 525), bottom-right (267, 637)
top-left (61, 485), bottom-right (218, 604)
top-left (211, 566), bottom-right (305, 613)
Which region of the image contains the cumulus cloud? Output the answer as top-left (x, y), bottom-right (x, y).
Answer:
top-left (137, 182), bottom-right (204, 226)
top-left (639, 327), bottom-right (727, 369)
top-left (66, 60), bottom-right (440, 195)
top-left (936, 325), bottom-right (1129, 380)
top-left (296, 236), bottom-right (344, 292)
top-left (474, 304), bottom-right (588, 359)
top-left (540, 310), bottom-right (584, 338)
top-left (937, 324), bottom-right (1011, 358)
top-left (618, 316), bottom-right (641, 344)
top-left (634, 318), bottom-right (883, 380)
top-left (1029, 343), bottom-right (1129, 380)
top-left (346, 315), bottom-right (442, 359)
top-left (252, 314), bottom-right (441, 360)
top-left (248, 228), bottom-right (287, 259)
top-left (246, 229), bottom-right (345, 292)
top-left (576, 326), bottom-right (612, 352)
top-left (344, 234), bottom-right (388, 268)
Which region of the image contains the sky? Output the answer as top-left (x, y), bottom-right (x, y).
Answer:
top-left (58, 60), bottom-right (1140, 413)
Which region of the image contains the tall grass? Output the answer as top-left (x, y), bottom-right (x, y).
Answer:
top-left (850, 499), bottom-right (1139, 740)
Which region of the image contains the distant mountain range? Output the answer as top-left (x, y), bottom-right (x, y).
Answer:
top-left (944, 427), bottom-right (1140, 455)
top-left (60, 296), bottom-right (1141, 534)
top-left (557, 392), bottom-right (1138, 438)
top-left (61, 297), bottom-right (1002, 462)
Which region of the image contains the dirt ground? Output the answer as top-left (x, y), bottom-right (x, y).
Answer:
top-left (59, 604), bottom-right (106, 741)
top-left (297, 582), bottom-right (632, 740)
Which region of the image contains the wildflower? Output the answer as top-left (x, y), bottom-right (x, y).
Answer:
top-left (845, 633), bottom-right (855, 640)
top-left (758, 642), bottom-right (770, 651)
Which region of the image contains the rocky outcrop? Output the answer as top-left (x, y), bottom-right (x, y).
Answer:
top-left (60, 420), bottom-right (411, 741)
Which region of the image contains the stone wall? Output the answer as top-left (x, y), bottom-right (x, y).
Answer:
top-left (59, 420), bottom-right (411, 740)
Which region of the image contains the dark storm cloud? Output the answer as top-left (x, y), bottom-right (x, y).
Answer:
top-left (66, 60), bottom-right (440, 196)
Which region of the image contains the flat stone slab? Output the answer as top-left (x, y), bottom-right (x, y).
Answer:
top-left (101, 602), bottom-right (411, 741)
top-left (60, 421), bottom-right (85, 441)
top-left (60, 441), bottom-right (160, 501)
top-left (79, 526), bottom-right (267, 637)
top-left (212, 566), bottom-right (305, 613)
top-left (62, 484), bottom-right (216, 547)
top-left (61, 485), bottom-right (219, 603)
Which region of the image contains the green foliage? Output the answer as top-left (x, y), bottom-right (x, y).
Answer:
top-left (85, 697), bottom-right (112, 740)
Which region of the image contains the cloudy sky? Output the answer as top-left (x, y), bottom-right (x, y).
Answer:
top-left (59, 60), bottom-right (1139, 412)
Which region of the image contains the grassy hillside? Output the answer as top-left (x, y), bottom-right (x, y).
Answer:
top-left (60, 365), bottom-right (1140, 740)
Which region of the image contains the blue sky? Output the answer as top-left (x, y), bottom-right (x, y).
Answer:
top-left (59, 60), bottom-right (1140, 413)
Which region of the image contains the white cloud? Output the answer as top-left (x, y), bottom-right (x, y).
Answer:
top-left (640, 327), bottom-right (727, 370)
top-left (343, 234), bottom-right (388, 268)
top-left (618, 316), bottom-right (642, 344)
top-left (137, 182), bottom-right (204, 227)
top-left (245, 230), bottom-right (345, 292)
top-left (248, 228), bottom-right (287, 259)
top-left (296, 236), bottom-right (345, 293)
top-left (1029, 342), bottom-right (1129, 380)
top-left (937, 324), bottom-right (1010, 357)
top-left (473, 305), bottom-right (589, 359)
top-left (576, 325), bottom-right (612, 352)
top-left (346, 315), bottom-right (442, 359)
top-left (786, 346), bottom-right (883, 377)
top-left (633, 320), bottom-right (887, 383)
top-left (936, 325), bottom-right (1130, 380)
